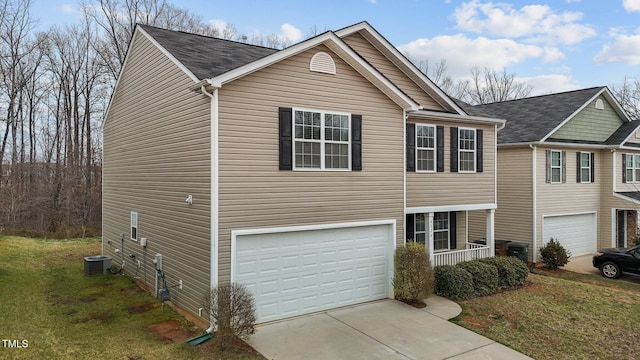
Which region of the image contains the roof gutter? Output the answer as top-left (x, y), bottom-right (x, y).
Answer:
top-left (407, 109), bottom-right (506, 128)
top-left (499, 141), bottom-right (619, 150)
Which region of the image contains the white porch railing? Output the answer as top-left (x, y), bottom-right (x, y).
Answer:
top-left (432, 243), bottom-right (492, 267)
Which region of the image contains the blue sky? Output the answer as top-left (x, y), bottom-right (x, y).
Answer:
top-left (32, 0), bottom-right (640, 95)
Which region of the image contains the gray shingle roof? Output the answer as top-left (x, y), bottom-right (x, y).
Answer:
top-left (139, 25), bottom-right (279, 80)
top-left (616, 192), bottom-right (640, 203)
top-left (460, 87), bottom-right (605, 144)
top-left (605, 120), bottom-right (640, 145)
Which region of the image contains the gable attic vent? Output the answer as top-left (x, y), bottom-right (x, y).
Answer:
top-left (309, 52), bottom-right (336, 74)
top-left (595, 99), bottom-right (604, 110)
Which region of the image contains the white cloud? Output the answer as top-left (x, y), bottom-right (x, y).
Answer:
top-left (280, 23), bottom-right (302, 42)
top-left (208, 19), bottom-right (228, 32)
top-left (594, 29), bottom-right (640, 65)
top-left (61, 3), bottom-right (78, 13)
top-left (623, 0), bottom-right (640, 12)
top-left (452, 1), bottom-right (595, 44)
top-left (398, 34), bottom-right (560, 78)
top-left (520, 74), bottom-right (580, 95)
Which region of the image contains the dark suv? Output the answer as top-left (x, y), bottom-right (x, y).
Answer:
top-left (592, 245), bottom-right (640, 278)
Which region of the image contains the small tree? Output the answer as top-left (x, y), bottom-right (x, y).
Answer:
top-left (539, 238), bottom-right (571, 270)
top-left (203, 282), bottom-right (256, 352)
top-left (393, 242), bottom-right (434, 304)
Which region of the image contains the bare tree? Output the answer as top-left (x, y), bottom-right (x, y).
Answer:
top-left (457, 67), bottom-right (533, 105)
top-left (610, 76), bottom-right (640, 121)
top-left (81, 0), bottom-right (210, 82)
top-left (412, 58), bottom-right (455, 94)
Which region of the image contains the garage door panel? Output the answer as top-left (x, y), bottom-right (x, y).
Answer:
top-left (543, 213), bottom-right (596, 257)
top-left (235, 224), bottom-right (391, 323)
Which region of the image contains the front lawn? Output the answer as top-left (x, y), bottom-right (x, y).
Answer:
top-left (452, 271), bottom-right (640, 360)
top-left (0, 236), bottom-right (264, 359)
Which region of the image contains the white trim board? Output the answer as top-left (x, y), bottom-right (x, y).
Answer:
top-left (406, 203), bottom-right (497, 214)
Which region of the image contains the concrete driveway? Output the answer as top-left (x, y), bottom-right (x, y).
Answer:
top-left (248, 298), bottom-right (532, 360)
top-left (563, 254), bottom-right (599, 275)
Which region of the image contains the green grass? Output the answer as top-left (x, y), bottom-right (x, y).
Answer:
top-left (0, 236), bottom-right (264, 359)
top-left (452, 272), bottom-right (640, 360)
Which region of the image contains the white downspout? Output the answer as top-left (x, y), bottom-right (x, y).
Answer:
top-left (403, 110), bottom-right (407, 246)
top-left (201, 85), bottom-right (219, 334)
top-left (530, 144), bottom-right (537, 264)
top-left (612, 149), bottom-right (617, 247)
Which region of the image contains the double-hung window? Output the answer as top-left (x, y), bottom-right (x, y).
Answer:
top-left (294, 109), bottom-right (350, 170)
top-left (550, 150), bottom-right (562, 183)
top-left (579, 152), bottom-right (591, 183)
top-left (458, 128), bottom-right (476, 172)
top-left (416, 125), bottom-right (436, 172)
top-left (433, 212), bottom-right (449, 252)
top-left (414, 213), bottom-right (426, 244)
top-left (625, 153), bottom-right (640, 183)
top-left (130, 211), bottom-right (138, 241)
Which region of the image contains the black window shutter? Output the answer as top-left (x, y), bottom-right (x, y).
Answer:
top-left (476, 129), bottom-right (483, 173)
top-left (545, 150), bottom-right (551, 183)
top-left (449, 212), bottom-right (457, 250)
top-left (279, 107), bottom-right (292, 170)
top-left (561, 151), bottom-right (566, 183)
top-left (623, 154), bottom-right (627, 183)
top-left (576, 152), bottom-right (581, 183)
top-left (436, 126), bottom-right (444, 172)
top-left (351, 115), bottom-right (362, 171)
top-left (406, 123), bottom-right (415, 172)
top-left (406, 214), bottom-right (415, 242)
top-left (591, 152), bottom-right (595, 183)
top-left (450, 127), bottom-right (458, 173)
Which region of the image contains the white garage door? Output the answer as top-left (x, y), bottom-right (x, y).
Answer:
top-left (234, 223), bottom-right (392, 323)
top-left (542, 213), bottom-right (596, 257)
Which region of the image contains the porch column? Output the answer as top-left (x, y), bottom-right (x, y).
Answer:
top-left (428, 212), bottom-right (435, 266)
top-left (486, 209), bottom-right (495, 257)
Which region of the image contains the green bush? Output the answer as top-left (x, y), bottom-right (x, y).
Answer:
top-left (393, 242), bottom-right (434, 301)
top-left (434, 265), bottom-right (474, 300)
top-left (458, 260), bottom-right (499, 297)
top-left (540, 238), bottom-right (571, 269)
top-left (480, 256), bottom-right (529, 289)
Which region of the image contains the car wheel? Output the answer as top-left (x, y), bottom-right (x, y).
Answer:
top-left (600, 262), bottom-right (621, 279)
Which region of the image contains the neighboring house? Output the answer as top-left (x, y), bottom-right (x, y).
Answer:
top-left (102, 21), bottom-right (504, 325)
top-left (462, 87), bottom-right (640, 263)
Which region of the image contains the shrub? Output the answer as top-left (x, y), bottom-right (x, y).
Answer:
top-left (540, 238), bottom-right (571, 269)
top-left (632, 236), bottom-right (640, 246)
top-left (434, 265), bottom-right (474, 300)
top-left (393, 242), bottom-right (434, 302)
top-left (203, 282), bottom-right (256, 352)
top-left (480, 256), bottom-right (529, 289)
top-left (457, 260), bottom-right (499, 297)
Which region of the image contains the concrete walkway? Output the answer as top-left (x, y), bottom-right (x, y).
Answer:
top-left (248, 297), bottom-right (532, 360)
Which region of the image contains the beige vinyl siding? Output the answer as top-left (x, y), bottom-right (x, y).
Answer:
top-left (217, 45), bottom-right (404, 283)
top-left (102, 31), bottom-right (211, 319)
top-left (467, 148), bottom-right (533, 249)
top-left (494, 148), bottom-right (534, 244)
top-left (534, 147), bottom-right (600, 258)
top-left (602, 150), bottom-right (640, 249)
top-left (342, 32), bottom-right (443, 111)
top-left (466, 210), bottom-right (485, 243)
top-left (625, 129), bottom-right (640, 146)
top-left (406, 120), bottom-right (496, 207)
top-left (454, 211), bottom-right (467, 249)
top-left (614, 150), bottom-right (640, 190)
top-left (551, 96), bottom-right (624, 142)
